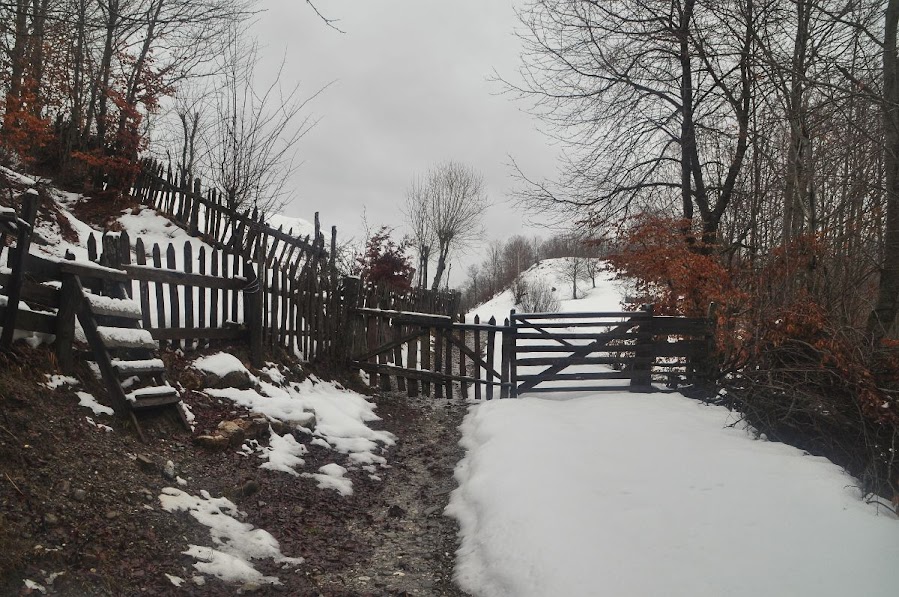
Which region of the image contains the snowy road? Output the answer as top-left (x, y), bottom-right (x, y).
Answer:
top-left (447, 391), bottom-right (899, 597)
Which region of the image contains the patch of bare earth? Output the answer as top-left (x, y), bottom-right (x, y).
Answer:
top-left (0, 345), bottom-right (469, 596)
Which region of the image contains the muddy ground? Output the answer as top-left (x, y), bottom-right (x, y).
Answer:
top-left (0, 345), bottom-right (471, 596)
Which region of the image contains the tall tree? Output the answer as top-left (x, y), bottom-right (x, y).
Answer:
top-left (404, 161), bottom-right (488, 291)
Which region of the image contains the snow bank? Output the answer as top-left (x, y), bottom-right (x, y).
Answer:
top-left (159, 488), bottom-right (302, 585)
top-left (193, 353), bottom-right (249, 378)
top-left (448, 392), bottom-right (899, 597)
top-left (205, 378), bottom-right (396, 484)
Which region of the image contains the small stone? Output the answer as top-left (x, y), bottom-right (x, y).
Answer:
top-left (43, 513), bottom-right (59, 526)
top-left (240, 480), bottom-right (260, 497)
top-left (194, 435), bottom-right (229, 450)
top-left (423, 505), bottom-right (442, 517)
top-left (239, 581), bottom-right (261, 593)
top-left (387, 505), bottom-right (405, 518)
top-left (72, 489), bottom-right (87, 502)
top-left (105, 510), bottom-right (119, 520)
top-left (59, 480), bottom-right (71, 494)
top-left (135, 454), bottom-right (156, 473)
top-left (162, 460), bottom-right (176, 481)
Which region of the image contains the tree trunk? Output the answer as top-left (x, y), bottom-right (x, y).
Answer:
top-left (868, 0), bottom-right (899, 340)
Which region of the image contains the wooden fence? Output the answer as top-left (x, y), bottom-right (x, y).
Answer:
top-left (0, 185), bottom-right (460, 369)
top-left (349, 305), bottom-right (717, 399)
top-left (131, 159), bottom-right (334, 275)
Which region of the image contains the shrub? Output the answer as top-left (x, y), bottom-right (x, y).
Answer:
top-left (518, 278), bottom-right (560, 313)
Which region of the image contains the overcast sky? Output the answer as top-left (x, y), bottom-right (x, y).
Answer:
top-left (250, 0), bottom-right (560, 283)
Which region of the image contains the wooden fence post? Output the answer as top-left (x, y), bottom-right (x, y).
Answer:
top-left (1, 192), bottom-right (38, 350)
top-left (55, 258), bottom-right (80, 372)
top-left (243, 262), bottom-right (263, 367)
top-left (509, 310), bottom-right (518, 398)
top-left (630, 304), bottom-right (655, 392)
top-left (336, 275), bottom-right (361, 365)
top-left (500, 316), bottom-right (511, 398)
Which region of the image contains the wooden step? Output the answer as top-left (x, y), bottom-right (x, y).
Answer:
top-left (127, 386), bottom-right (180, 409)
top-left (85, 293), bottom-right (142, 320)
top-left (112, 358), bottom-right (166, 377)
top-left (97, 326), bottom-right (156, 350)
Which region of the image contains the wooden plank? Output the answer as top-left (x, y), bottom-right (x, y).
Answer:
top-left (520, 385), bottom-right (632, 394)
top-left (152, 244), bottom-right (166, 345)
top-left (231, 251), bottom-right (241, 324)
top-left (406, 324), bottom-right (419, 398)
top-left (514, 318), bottom-right (630, 329)
top-left (183, 242), bottom-right (195, 350)
top-left (354, 307), bottom-right (453, 326)
top-left (434, 324), bottom-right (444, 399)
top-left (485, 317), bottom-right (496, 400)
top-left (55, 272), bottom-right (80, 373)
top-left (515, 330), bottom-right (646, 341)
top-left (473, 315), bottom-right (482, 401)
top-left (500, 317), bottom-right (511, 398)
top-left (149, 326), bottom-right (245, 341)
top-left (514, 344), bottom-right (636, 353)
top-left (166, 244), bottom-right (181, 349)
top-left (511, 311), bottom-right (640, 320)
top-left (121, 264), bottom-right (245, 289)
top-left (198, 247), bottom-right (207, 337)
top-left (354, 361), bottom-right (502, 386)
top-left (0, 273), bottom-right (59, 308)
top-left (421, 327), bottom-right (432, 396)
top-left (0, 305), bottom-right (56, 335)
top-left (72, 276), bottom-right (130, 415)
top-left (518, 370), bottom-right (632, 382)
top-left (209, 249), bottom-right (219, 328)
top-left (444, 324), bottom-right (452, 399)
top-left (135, 240), bottom-right (152, 332)
top-left (458, 316), bottom-right (468, 399)
top-left (221, 251), bottom-right (229, 324)
top-left (517, 356), bottom-right (637, 366)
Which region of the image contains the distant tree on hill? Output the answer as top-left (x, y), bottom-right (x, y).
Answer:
top-left (404, 161), bottom-right (489, 291)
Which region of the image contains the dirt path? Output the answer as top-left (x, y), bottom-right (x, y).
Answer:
top-left (313, 392), bottom-right (471, 596)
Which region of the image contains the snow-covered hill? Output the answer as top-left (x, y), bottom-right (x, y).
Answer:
top-left (468, 257), bottom-right (629, 323)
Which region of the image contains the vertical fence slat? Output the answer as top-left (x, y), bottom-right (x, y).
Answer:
top-left (198, 246), bottom-right (207, 343)
top-left (486, 316), bottom-right (496, 401)
top-left (434, 325), bottom-right (443, 399)
top-left (210, 249), bottom-right (219, 329)
top-left (183, 241), bottom-right (194, 350)
top-left (152, 244), bottom-right (166, 348)
top-left (135, 239), bottom-right (151, 332)
top-left (167, 243), bottom-right (181, 350)
top-left (473, 315), bottom-right (482, 401)
top-left (459, 316), bottom-right (468, 399)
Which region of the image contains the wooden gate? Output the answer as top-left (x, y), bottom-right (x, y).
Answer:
top-left (510, 306), bottom-right (716, 396)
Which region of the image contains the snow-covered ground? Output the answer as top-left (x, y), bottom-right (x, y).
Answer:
top-left (450, 259), bottom-right (899, 596)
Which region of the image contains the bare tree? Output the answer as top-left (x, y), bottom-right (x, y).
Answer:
top-left (201, 24), bottom-right (327, 214)
top-left (404, 161), bottom-right (489, 291)
top-left (869, 0), bottom-right (899, 340)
